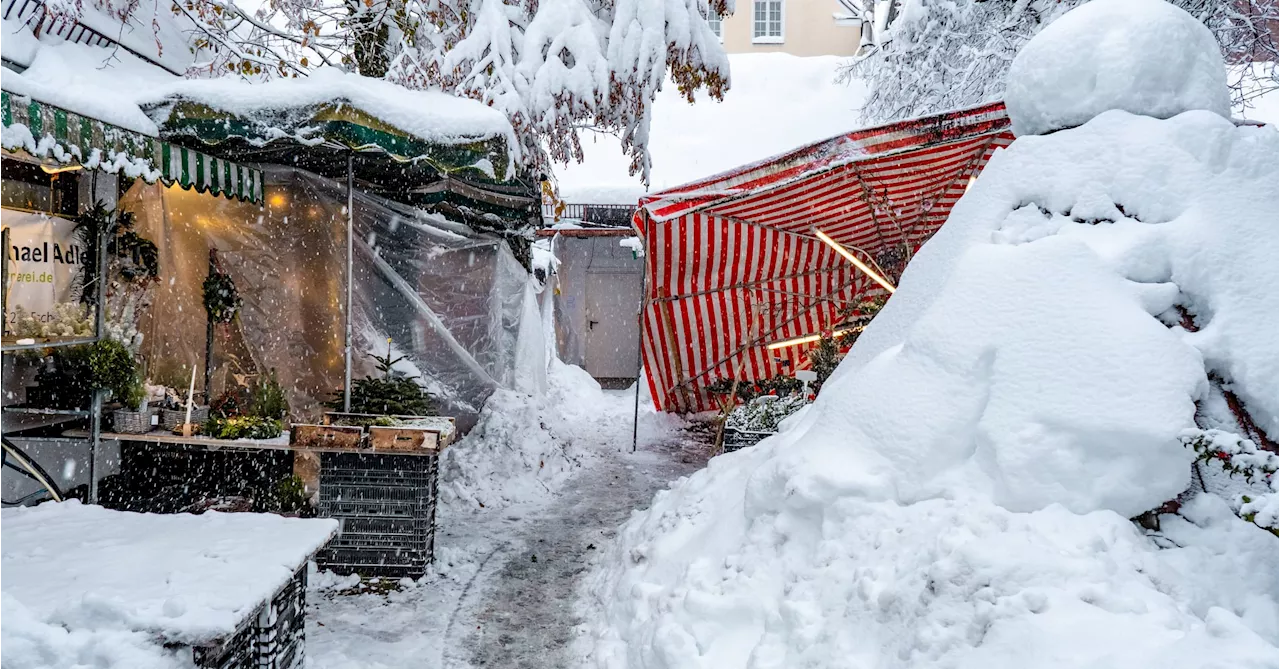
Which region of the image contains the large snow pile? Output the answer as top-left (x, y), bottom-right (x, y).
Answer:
top-left (1, 502), bottom-right (337, 668)
top-left (578, 8), bottom-right (1279, 665)
top-left (1005, 0), bottom-right (1231, 137)
top-left (439, 360), bottom-right (683, 510)
top-left (553, 54), bottom-right (867, 205)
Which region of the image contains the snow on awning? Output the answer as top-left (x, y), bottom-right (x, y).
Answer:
top-left (1, 91), bottom-right (264, 204)
top-left (636, 101), bottom-right (1014, 413)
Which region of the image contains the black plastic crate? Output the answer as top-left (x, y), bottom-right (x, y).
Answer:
top-left (320, 483), bottom-right (433, 504)
top-left (315, 452), bottom-right (438, 578)
top-left (317, 547), bottom-right (432, 579)
top-left (191, 565), bottom-right (307, 669)
top-left (321, 466), bottom-right (435, 488)
top-left (335, 514), bottom-right (433, 536)
top-left (328, 528), bottom-right (434, 550)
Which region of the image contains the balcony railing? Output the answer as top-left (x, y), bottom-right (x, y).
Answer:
top-left (542, 203), bottom-right (635, 228)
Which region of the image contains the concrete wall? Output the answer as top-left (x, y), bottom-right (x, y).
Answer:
top-left (720, 0), bottom-right (862, 57)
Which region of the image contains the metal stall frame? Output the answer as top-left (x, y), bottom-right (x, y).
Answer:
top-left (1, 194), bottom-right (110, 504)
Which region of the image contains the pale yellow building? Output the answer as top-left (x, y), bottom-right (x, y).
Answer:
top-left (711, 0), bottom-right (863, 57)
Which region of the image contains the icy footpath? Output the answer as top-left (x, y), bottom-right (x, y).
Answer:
top-left (577, 1), bottom-right (1279, 667)
top-left (306, 361), bottom-right (696, 668)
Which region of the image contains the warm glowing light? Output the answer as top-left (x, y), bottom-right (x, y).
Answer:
top-left (268, 192), bottom-right (288, 208)
top-left (766, 326), bottom-right (865, 351)
top-left (966, 175), bottom-right (977, 191)
top-left (39, 163), bottom-right (82, 175)
top-left (813, 229), bottom-right (896, 294)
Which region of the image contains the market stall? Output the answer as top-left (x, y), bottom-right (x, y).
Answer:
top-left (633, 102), bottom-right (1014, 413)
top-left (1, 89), bottom-right (266, 504)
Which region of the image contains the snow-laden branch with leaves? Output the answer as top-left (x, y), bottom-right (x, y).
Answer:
top-left (65, 0), bottom-right (730, 180)
top-left (841, 0), bottom-right (1278, 123)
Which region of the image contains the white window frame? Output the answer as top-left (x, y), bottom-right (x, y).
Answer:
top-left (707, 11), bottom-right (723, 42)
top-left (752, 0), bottom-right (785, 44)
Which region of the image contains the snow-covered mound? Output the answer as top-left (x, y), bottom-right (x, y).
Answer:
top-left (1005, 0), bottom-right (1231, 137)
top-left (440, 361), bottom-right (682, 510)
top-left (553, 54), bottom-right (867, 205)
top-left (578, 106), bottom-right (1278, 667)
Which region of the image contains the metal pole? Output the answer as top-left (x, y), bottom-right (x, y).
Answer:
top-left (89, 183), bottom-right (110, 505)
top-left (342, 153), bottom-right (354, 413)
top-left (204, 250), bottom-right (215, 399)
top-left (94, 220), bottom-right (108, 339)
top-left (631, 252), bottom-right (648, 453)
top-left (2, 226), bottom-right (9, 427)
top-left (88, 388), bottom-right (105, 504)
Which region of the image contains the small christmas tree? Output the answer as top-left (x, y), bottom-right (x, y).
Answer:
top-left (331, 340), bottom-right (437, 416)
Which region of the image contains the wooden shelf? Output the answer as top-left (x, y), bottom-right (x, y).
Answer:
top-left (61, 428), bottom-right (446, 456)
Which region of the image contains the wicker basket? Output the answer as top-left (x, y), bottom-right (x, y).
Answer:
top-left (112, 408), bottom-right (153, 434)
top-left (161, 407), bottom-right (209, 431)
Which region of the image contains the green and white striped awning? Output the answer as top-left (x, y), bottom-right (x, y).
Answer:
top-left (1, 91), bottom-right (263, 204)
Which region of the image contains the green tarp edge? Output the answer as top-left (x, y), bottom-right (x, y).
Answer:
top-left (0, 90), bottom-right (264, 205)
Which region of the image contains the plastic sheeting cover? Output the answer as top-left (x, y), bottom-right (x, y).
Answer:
top-left (130, 166), bottom-right (542, 428)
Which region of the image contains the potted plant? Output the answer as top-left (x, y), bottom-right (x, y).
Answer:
top-left (32, 339), bottom-right (151, 432)
top-left (195, 370), bottom-right (287, 440)
top-left (111, 376), bottom-right (151, 434)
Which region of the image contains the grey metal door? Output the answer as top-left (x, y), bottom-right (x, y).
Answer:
top-left (584, 270), bottom-right (641, 380)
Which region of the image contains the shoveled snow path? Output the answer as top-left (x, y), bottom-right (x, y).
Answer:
top-left (463, 437), bottom-right (710, 668)
top-left (305, 419), bottom-right (710, 669)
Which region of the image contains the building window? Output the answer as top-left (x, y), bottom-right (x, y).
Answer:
top-left (707, 11), bottom-right (723, 41)
top-left (752, 0), bottom-right (783, 43)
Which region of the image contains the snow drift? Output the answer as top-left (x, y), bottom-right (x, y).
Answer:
top-left (439, 361), bottom-right (683, 511)
top-left (579, 3), bottom-right (1279, 666)
top-left (1005, 0), bottom-right (1231, 137)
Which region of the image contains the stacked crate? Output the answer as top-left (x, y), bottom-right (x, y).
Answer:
top-left (314, 452), bottom-right (438, 578)
top-left (191, 565), bottom-right (308, 669)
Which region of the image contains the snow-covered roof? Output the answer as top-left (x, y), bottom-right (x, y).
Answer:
top-left (151, 67), bottom-right (516, 148)
top-left (2, 501), bottom-right (337, 654)
top-left (635, 102), bottom-right (1013, 413)
top-left (552, 53), bottom-right (869, 205)
top-left (1, 23), bottom-right (174, 135)
top-left (0, 21), bottom-right (517, 151)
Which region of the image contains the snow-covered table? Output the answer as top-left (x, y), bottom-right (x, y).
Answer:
top-left (1, 501), bottom-right (338, 668)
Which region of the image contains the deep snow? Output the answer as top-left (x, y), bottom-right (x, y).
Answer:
top-left (575, 5), bottom-right (1279, 665)
top-left (1005, 0), bottom-right (1231, 136)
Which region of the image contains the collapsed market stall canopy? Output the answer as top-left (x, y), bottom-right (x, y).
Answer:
top-left (635, 102), bottom-right (1014, 413)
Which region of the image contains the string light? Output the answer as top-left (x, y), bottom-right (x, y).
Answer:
top-left (813, 228), bottom-right (896, 294)
top-left (765, 326), bottom-right (864, 351)
top-left (39, 163), bottom-right (82, 175)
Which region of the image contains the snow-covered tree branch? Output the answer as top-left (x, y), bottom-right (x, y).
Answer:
top-left (64, 0), bottom-right (731, 181)
top-left (841, 0), bottom-right (1278, 123)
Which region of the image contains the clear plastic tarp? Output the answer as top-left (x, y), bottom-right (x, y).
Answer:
top-left (128, 166), bottom-right (543, 428)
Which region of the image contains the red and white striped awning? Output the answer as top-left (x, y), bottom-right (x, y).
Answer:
top-left (635, 102), bottom-right (1014, 413)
